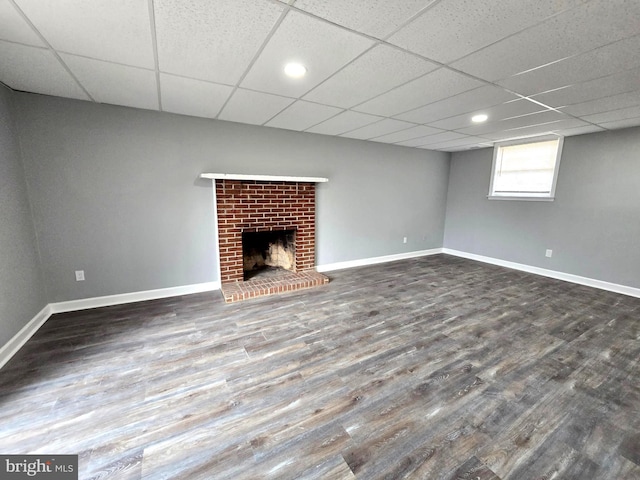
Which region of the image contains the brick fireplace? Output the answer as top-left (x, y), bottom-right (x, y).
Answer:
top-left (204, 174), bottom-right (329, 302)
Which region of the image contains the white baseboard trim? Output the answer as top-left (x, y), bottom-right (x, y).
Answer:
top-left (49, 281), bottom-right (221, 314)
top-left (0, 304), bottom-right (52, 370)
top-left (317, 248), bottom-right (443, 272)
top-left (442, 248), bottom-right (640, 298)
top-left (0, 281), bottom-right (221, 370)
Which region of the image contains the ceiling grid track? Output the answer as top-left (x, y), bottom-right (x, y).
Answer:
top-left (147, 0), bottom-right (163, 111)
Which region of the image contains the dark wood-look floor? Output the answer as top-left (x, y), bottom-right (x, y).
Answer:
top-left (1, 255), bottom-right (639, 479)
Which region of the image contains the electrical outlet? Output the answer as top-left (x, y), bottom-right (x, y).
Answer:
top-left (75, 270), bottom-right (85, 281)
top-left (403, 237), bottom-right (407, 244)
top-left (545, 249), bottom-right (553, 258)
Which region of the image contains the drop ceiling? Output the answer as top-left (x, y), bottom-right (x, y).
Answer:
top-left (1, 0), bottom-right (639, 152)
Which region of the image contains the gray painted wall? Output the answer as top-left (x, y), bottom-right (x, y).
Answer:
top-left (14, 93), bottom-right (450, 303)
top-left (0, 87), bottom-right (47, 346)
top-left (5, 87), bottom-right (640, 349)
top-left (444, 127), bottom-right (640, 289)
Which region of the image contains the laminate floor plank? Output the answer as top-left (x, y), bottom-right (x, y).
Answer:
top-left (0, 255), bottom-right (638, 479)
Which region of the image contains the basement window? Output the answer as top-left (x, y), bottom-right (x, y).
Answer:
top-left (488, 135), bottom-right (564, 201)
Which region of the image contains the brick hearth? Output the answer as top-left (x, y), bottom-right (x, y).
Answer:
top-left (219, 270), bottom-right (328, 303)
top-left (215, 179), bottom-right (328, 302)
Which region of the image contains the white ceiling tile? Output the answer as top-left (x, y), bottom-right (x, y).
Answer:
top-left (554, 125), bottom-right (606, 137)
top-left (293, 0), bottom-right (437, 38)
top-left (160, 74), bottom-right (233, 119)
top-left (427, 99), bottom-right (548, 131)
top-left (242, 11), bottom-right (374, 97)
top-left (388, 0), bottom-right (587, 64)
top-left (596, 117), bottom-right (640, 130)
top-left (498, 35), bottom-right (640, 96)
top-left (532, 68), bottom-right (640, 107)
top-left (457, 110), bottom-right (568, 136)
top-left (306, 110), bottom-right (381, 135)
top-left (155, 0), bottom-right (283, 84)
top-left (370, 125), bottom-right (444, 144)
top-left (581, 105), bottom-right (640, 125)
top-left (0, 42), bottom-right (89, 100)
top-left (420, 136), bottom-right (492, 150)
top-left (452, 0), bottom-right (640, 82)
top-left (425, 144), bottom-right (476, 152)
top-left (394, 135), bottom-right (443, 147)
top-left (492, 99), bottom-right (554, 119)
top-left (481, 119), bottom-right (590, 141)
top-left (62, 54), bottom-right (158, 110)
top-left (340, 118), bottom-right (416, 140)
top-left (392, 132), bottom-right (468, 147)
top-left (219, 89), bottom-right (294, 126)
top-left (0, 0), bottom-right (43, 46)
top-left (444, 145), bottom-right (491, 152)
top-left (303, 44), bottom-right (437, 108)
top-left (15, 0), bottom-right (154, 68)
top-left (560, 90), bottom-right (640, 117)
top-left (396, 85), bottom-right (518, 124)
top-left (354, 68), bottom-right (483, 117)
top-left (265, 100), bottom-right (342, 131)
top-left (413, 131), bottom-right (471, 146)
top-left (426, 114), bottom-right (484, 132)
top-left (4, 0), bottom-right (640, 144)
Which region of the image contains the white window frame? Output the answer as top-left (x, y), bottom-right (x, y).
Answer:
top-left (488, 134), bottom-right (564, 202)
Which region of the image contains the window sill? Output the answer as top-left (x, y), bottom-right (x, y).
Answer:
top-left (487, 195), bottom-right (555, 202)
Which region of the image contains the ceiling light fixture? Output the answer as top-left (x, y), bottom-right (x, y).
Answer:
top-left (471, 113), bottom-right (488, 123)
top-left (284, 62), bottom-right (307, 79)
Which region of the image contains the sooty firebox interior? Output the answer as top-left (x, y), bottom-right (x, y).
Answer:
top-left (242, 229), bottom-right (296, 280)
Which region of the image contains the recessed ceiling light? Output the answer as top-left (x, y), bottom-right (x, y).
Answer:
top-left (284, 62), bottom-right (307, 79)
top-left (472, 113), bottom-right (488, 123)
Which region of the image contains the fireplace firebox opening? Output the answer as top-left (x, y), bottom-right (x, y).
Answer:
top-left (242, 229), bottom-right (296, 280)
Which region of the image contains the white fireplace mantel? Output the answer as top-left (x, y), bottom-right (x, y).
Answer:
top-left (200, 173), bottom-right (329, 183)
